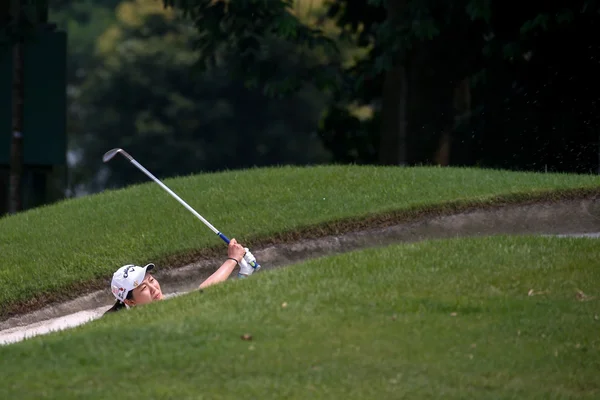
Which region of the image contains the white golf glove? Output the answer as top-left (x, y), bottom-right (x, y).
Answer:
top-left (238, 258), bottom-right (253, 277)
top-left (238, 248), bottom-right (260, 277)
top-left (243, 248), bottom-right (257, 267)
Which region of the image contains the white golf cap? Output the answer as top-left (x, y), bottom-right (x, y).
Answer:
top-left (110, 263), bottom-right (155, 302)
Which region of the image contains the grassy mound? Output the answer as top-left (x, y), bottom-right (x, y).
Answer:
top-left (1, 165), bottom-right (599, 318)
top-left (0, 235), bottom-right (598, 399)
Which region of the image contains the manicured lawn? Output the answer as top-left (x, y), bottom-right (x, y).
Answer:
top-left (0, 235), bottom-right (598, 399)
top-left (1, 165), bottom-right (598, 317)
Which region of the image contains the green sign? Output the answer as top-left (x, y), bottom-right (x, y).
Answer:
top-left (0, 29), bottom-right (67, 166)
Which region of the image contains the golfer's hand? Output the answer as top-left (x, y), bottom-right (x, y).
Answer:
top-left (243, 248), bottom-right (256, 265)
top-left (228, 239), bottom-right (245, 262)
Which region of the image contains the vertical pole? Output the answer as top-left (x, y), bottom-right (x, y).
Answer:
top-left (8, 0), bottom-right (24, 214)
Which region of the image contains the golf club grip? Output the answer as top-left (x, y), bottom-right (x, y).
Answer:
top-left (218, 233), bottom-right (261, 270)
top-left (217, 232), bottom-right (230, 244)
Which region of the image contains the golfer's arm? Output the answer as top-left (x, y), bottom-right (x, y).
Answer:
top-left (199, 259), bottom-right (238, 289)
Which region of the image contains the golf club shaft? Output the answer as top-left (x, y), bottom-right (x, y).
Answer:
top-left (129, 159), bottom-right (230, 244)
top-left (104, 148), bottom-right (262, 272)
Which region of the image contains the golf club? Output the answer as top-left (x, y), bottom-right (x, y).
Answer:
top-left (102, 148), bottom-right (261, 272)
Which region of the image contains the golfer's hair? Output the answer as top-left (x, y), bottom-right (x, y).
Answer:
top-left (104, 290), bottom-right (134, 315)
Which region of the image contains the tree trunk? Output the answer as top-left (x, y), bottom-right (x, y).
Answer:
top-left (379, 64), bottom-right (408, 165)
top-left (378, 0), bottom-right (408, 166)
top-left (434, 131), bottom-right (451, 166)
top-left (9, 5), bottom-right (24, 214)
top-left (434, 77), bottom-right (471, 166)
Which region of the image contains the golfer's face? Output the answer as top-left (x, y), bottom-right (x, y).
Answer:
top-left (131, 273), bottom-right (163, 305)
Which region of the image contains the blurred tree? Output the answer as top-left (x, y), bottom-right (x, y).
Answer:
top-left (463, 0), bottom-right (600, 173)
top-left (69, 0), bottom-right (331, 192)
top-left (321, 0), bottom-right (484, 166)
top-left (323, 0), bottom-right (600, 171)
top-left (49, 0), bottom-right (121, 84)
top-left (162, 0), bottom-right (341, 96)
top-left (49, 0), bottom-right (121, 194)
top-left (165, 0), bottom-right (599, 173)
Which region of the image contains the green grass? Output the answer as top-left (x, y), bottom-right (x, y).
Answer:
top-left (1, 165), bottom-right (599, 316)
top-left (0, 235), bottom-right (598, 399)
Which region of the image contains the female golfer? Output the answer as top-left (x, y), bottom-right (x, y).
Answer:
top-left (105, 238), bottom-right (252, 314)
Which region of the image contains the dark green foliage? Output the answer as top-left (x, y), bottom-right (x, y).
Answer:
top-left (166, 0), bottom-right (600, 172)
top-left (49, 0), bottom-right (331, 192)
top-left (463, 0), bottom-right (600, 172)
top-left (326, 0), bottom-right (600, 170)
top-left (163, 0), bottom-right (340, 97)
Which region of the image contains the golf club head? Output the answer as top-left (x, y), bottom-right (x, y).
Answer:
top-left (103, 148), bottom-right (133, 163)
